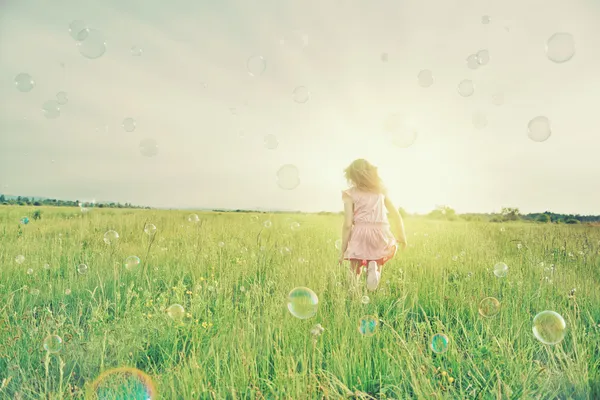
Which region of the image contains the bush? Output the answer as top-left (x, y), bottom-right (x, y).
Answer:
top-left (565, 218), bottom-right (580, 224)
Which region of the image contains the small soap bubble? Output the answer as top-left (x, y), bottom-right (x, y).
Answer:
top-left (68, 20), bottom-right (87, 40)
top-left (335, 239), bottom-right (342, 250)
top-left (493, 262), bottom-right (508, 278)
top-left (384, 114), bottom-right (418, 148)
top-left (29, 288), bottom-right (40, 296)
top-left (14, 73), bottom-right (35, 92)
top-left (77, 263), bottom-right (89, 275)
top-left (533, 310), bottom-right (566, 345)
top-left (20, 217), bottom-right (29, 225)
top-left (472, 112), bottom-right (488, 129)
top-left (263, 220), bottom-right (272, 228)
top-left (90, 367), bottom-right (157, 400)
top-left (27, 268), bottom-right (34, 275)
top-left (140, 138), bottom-right (159, 157)
top-left (458, 80), bottom-right (475, 97)
top-left (287, 287), bottom-right (318, 319)
top-left (310, 324), bottom-right (324, 336)
top-left (482, 15), bottom-right (491, 24)
top-left (218, 241), bottom-right (225, 248)
top-left (188, 214), bottom-right (200, 223)
top-left (247, 55), bottom-right (266, 77)
top-left (43, 335), bottom-right (63, 353)
top-left (430, 333), bottom-right (449, 353)
top-left (56, 91), bottom-right (68, 105)
top-left (264, 134), bottom-right (279, 150)
top-left (358, 315), bottom-right (378, 337)
top-left (477, 49), bottom-right (490, 65)
top-left (492, 93), bottom-right (504, 106)
top-left (65, 288), bottom-right (72, 295)
top-left (277, 164), bottom-right (300, 190)
top-left (292, 86), bottom-right (310, 103)
top-left (104, 230), bottom-right (119, 245)
top-left (528, 116), bottom-right (551, 142)
top-left (417, 70), bottom-right (434, 88)
top-left (478, 297), bottom-right (501, 318)
top-left (124, 256), bottom-right (141, 270)
top-left (380, 52), bottom-right (388, 62)
top-left (131, 45), bottom-right (143, 56)
top-left (166, 304), bottom-right (185, 320)
top-left (42, 100), bottom-right (61, 119)
top-left (546, 33), bottom-right (575, 63)
top-left (280, 247), bottom-right (291, 256)
top-left (43, 263), bottom-right (50, 270)
top-left (466, 54), bottom-right (480, 70)
top-left (291, 222), bottom-right (300, 231)
top-left (16, 255), bottom-right (25, 264)
top-left (361, 296), bottom-right (370, 305)
top-left (144, 224), bottom-right (157, 236)
top-left (76, 29), bottom-right (107, 59)
top-left (122, 118), bottom-right (136, 132)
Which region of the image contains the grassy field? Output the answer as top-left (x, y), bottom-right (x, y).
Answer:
top-left (0, 206), bottom-right (599, 399)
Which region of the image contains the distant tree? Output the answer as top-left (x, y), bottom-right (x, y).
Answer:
top-left (427, 205), bottom-right (456, 221)
top-left (565, 218), bottom-right (580, 224)
top-left (537, 214), bottom-right (551, 223)
top-left (33, 201), bottom-right (41, 206)
top-left (0, 194), bottom-right (4, 203)
top-left (501, 207), bottom-right (521, 221)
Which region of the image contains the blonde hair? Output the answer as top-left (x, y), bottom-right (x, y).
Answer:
top-left (344, 159), bottom-right (385, 193)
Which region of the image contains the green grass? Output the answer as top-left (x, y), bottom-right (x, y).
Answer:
top-left (0, 206), bottom-right (599, 399)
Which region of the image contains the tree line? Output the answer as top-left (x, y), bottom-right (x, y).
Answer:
top-left (0, 195), bottom-right (147, 209)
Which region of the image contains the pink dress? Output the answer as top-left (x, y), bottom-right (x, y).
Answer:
top-left (342, 187), bottom-right (397, 266)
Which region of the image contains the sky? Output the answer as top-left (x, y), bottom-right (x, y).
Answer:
top-left (0, 0), bottom-right (599, 215)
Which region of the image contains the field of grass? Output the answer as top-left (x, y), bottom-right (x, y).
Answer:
top-left (0, 206), bottom-right (599, 399)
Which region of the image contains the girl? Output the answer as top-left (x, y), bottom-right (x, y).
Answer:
top-left (338, 159), bottom-right (407, 291)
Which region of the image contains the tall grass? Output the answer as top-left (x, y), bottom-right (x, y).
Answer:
top-left (0, 206), bottom-right (598, 399)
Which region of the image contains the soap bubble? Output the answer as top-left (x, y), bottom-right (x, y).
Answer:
top-left (478, 297), bottom-right (501, 318)
top-left (76, 29), bottom-right (107, 59)
top-left (30, 288), bottom-right (40, 296)
top-left (291, 222), bottom-right (300, 231)
top-left (77, 264), bottom-right (88, 275)
top-left (15, 255), bottom-right (25, 264)
top-left (287, 287), bottom-right (318, 319)
top-left (380, 53), bottom-right (388, 62)
top-left (310, 324), bottom-right (324, 336)
top-left (42, 100), bottom-right (61, 119)
top-left (43, 263), bottom-right (50, 270)
top-left (27, 268), bottom-right (34, 275)
top-left (144, 224), bottom-right (157, 236)
top-left (533, 311), bottom-right (566, 345)
top-left (131, 45), bottom-right (143, 56)
top-left (357, 315), bottom-right (378, 337)
top-left (124, 256), bottom-right (141, 270)
top-left (122, 118), bottom-right (136, 132)
top-left (292, 86), bottom-right (310, 103)
top-left (166, 304), bottom-right (185, 320)
top-left (528, 116), bottom-right (551, 142)
top-left (89, 367), bottom-right (157, 400)
top-left (65, 288), bottom-right (72, 295)
top-left (430, 333), bottom-right (449, 354)
top-left (104, 230), bottom-right (119, 245)
top-left (417, 70), bottom-right (434, 88)
top-left (247, 55), bottom-right (266, 77)
top-left (276, 164), bottom-right (300, 190)
top-left (472, 112), bottom-right (488, 129)
top-left (20, 217), bottom-right (29, 225)
top-left (546, 33), bottom-right (575, 64)
top-left (218, 241), bottom-right (225, 248)
top-left (493, 262), bottom-right (508, 278)
top-left (481, 15), bottom-right (491, 24)
top-left (466, 54), bottom-right (480, 70)
top-left (361, 296), bottom-right (370, 305)
top-left (263, 220), bottom-right (272, 228)
top-left (43, 335), bottom-right (63, 353)
top-left (477, 49), bottom-right (490, 65)
top-left (188, 214), bottom-right (200, 223)
top-left (335, 239), bottom-right (342, 250)
top-left (56, 91), bottom-right (68, 105)
top-left (14, 73), bottom-right (35, 92)
top-left (139, 138), bottom-right (159, 157)
top-left (264, 134), bottom-right (279, 150)
top-left (384, 114), bottom-right (418, 148)
top-left (458, 80), bottom-right (475, 97)
top-left (68, 20), bottom-right (87, 40)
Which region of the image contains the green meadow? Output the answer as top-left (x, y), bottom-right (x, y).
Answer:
top-left (0, 206), bottom-right (599, 399)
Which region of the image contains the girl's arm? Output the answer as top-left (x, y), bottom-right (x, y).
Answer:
top-left (340, 192), bottom-right (354, 260)
top-left (384, 195), bottom-right (407, 249)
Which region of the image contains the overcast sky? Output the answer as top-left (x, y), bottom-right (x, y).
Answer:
top-left (1, 0), bottom-right (599, 214)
